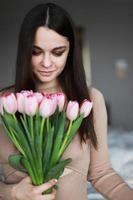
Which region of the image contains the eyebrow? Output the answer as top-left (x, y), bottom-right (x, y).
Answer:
top-left (33, 45), bottom-right (67, 51)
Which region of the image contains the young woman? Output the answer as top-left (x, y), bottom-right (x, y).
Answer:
top-left (0, 3), bottom-right (133, 200)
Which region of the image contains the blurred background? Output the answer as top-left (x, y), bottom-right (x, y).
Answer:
top-left (0, 0), bottom-right (133, 199)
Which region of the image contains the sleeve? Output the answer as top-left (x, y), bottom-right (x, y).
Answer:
top-left (87, 88), bottom-right (133, 200)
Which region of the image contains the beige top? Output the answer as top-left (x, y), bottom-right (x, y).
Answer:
top-left (0, 88), bottom-right (133, 200)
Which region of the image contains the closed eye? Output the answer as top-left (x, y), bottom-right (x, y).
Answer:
top-left (32, 49), bottom-right (42, 56)
top-left (32, 45), bottom-right (67, 57)
top-left (52, 51), bottom-right (64, 57)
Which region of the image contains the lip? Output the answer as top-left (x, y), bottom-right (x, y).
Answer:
top-left (38, 70), bottom-right (55, 76)
top-left (38, 70), bottom-right (55, 73)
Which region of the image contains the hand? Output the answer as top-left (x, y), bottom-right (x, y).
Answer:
top-left (11, 176), bottom-right (57, 200)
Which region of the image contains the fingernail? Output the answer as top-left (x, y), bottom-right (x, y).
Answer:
top-left (53, 179), bottom-right (58, 183)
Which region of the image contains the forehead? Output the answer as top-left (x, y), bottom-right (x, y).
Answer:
top-left (34, 26), bottom-right (69, 49)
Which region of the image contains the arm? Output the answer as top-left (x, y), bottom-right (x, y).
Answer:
top-left (88, 88), bottom-right (133, 200)
top-left (0, 181), bottom-right (16, 200)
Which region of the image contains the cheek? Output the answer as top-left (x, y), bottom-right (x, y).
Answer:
top-left (31, 57), bottom-right (39, 69)
top-left (55, 54), bottom-right (68, 69)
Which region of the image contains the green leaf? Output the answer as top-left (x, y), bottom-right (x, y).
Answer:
top-left (20, 115), bottom-right (31, 143)
top-left (46, 158), bottom-right (72, 181)
top-left (9, 126), bottom-right (32, 160)
top-left (65, 115), bottom-right (83, 148)
top-left (8, 154), bottom-right (27, 173)
top-left (34, 113), bottom-right (43, 158)
top-left (2, 112), bottom-right (39, 180)
top-left (43, 126), bottom-right (54, 176)
top-left (8, 127), bottom-right (26, 156)
top-left (50, 108), bottom-right (60, 137)
top-left (49, 112), bottom-right (65, 167)
top-left (3, 113), bottom-right (31, 156)
top-left (58, 115), bottom-right (83, 159)
top-left (64, 115), bottom-right (83, 151)
top-left (21, 157), bottom-right (39, 185)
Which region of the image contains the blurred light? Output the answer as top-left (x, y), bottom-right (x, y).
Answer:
top-left (115, 59), bottom-right (128, 79)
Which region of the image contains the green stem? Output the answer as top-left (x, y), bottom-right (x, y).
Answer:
top-left (58, 120), bottom-right (72, 158)
top-left (40, 118), bottom-right (45, 138)
top-left (12, 114), bottom-right (18, 123)
top-left (46, 117), bottom-right (49, 132)
top-left (8, 114), bottom-right (41, 185)
top-left (30, 116), bottom-right (34, 140)
top-left (43, 187), bottom-right (53, 194)
top-left (23, 113), bottom-right (27, 127)
top-left (9, 128), bottom-right (27, 157)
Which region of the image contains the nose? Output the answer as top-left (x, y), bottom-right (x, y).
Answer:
top-left (42, 53), bottom-right (52, 68)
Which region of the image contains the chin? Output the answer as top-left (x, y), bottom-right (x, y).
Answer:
top-left (37, 74), bottom-right (57, 83)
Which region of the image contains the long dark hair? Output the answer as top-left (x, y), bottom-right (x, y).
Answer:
top-left (2, 3), bottom-right (98, 148)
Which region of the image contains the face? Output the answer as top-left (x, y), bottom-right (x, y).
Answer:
top-left (31, 26), bottom-right (70, 89)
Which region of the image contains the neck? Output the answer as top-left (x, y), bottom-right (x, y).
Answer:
top-left (35, 81), bottom-right (62, 94)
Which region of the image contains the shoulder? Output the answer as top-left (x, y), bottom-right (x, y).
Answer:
top-left (88, 87), bottom-right (107, 119)
top-left (88, 88), bottom-right (108, 142)
top-left (89, 87), bottom-right (105, 105)
top-left (0, 85), bottom-right (15, 97)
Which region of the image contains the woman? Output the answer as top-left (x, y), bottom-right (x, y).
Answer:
top-left (0, 3), bottom-right (133, 200)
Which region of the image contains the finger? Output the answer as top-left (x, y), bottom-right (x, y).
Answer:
top-left (52, 188), bottom-right (57, 193)
top-left (38, 191), bottom-right (56, 200)
top-left (34, 179), bottom-right (58, 194)
top-left (22, 176), bottom-right (32, 183)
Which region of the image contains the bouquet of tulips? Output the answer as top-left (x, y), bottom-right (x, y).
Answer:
top-left (0, 90), bottom-right (92, 191)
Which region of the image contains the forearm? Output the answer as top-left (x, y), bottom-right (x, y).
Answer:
top-left (0, 181), bottom-right (16, 200)
top-left (90, 168), bottom-right (133, 200)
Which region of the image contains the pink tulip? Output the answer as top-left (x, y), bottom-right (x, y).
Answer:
top-left (56, 93), bottom-right (65, 112)
top-left (33, 92), bottom-right (43, 104)
top-left (2, 93), bottom-right (17, 114)
top-left (50, 95), bottom-right (58, 114)
top-left (21, 90), bottom-right (34, 97)
top-left (24, 95), bottom-right (38, 116)
top-left (16, 93), bottom-right (25, 113)
top-left (0, 97), bottom-right (4, 115)
top-left (39, 96), bottom-right (57, 118)
top-left (41, 91), bottom-right (47, 96)
top-left (66, 101), bottom-right (79, 121)
top-left (80, 100), bottom-right (93, 118)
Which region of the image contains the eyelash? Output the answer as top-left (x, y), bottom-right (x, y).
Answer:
top-left (53, 52), bottom-right (64, 57)
top-left (32, 50), bottom-right (64, 57)
top-left (32, 50), bottom-right (41, 56)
